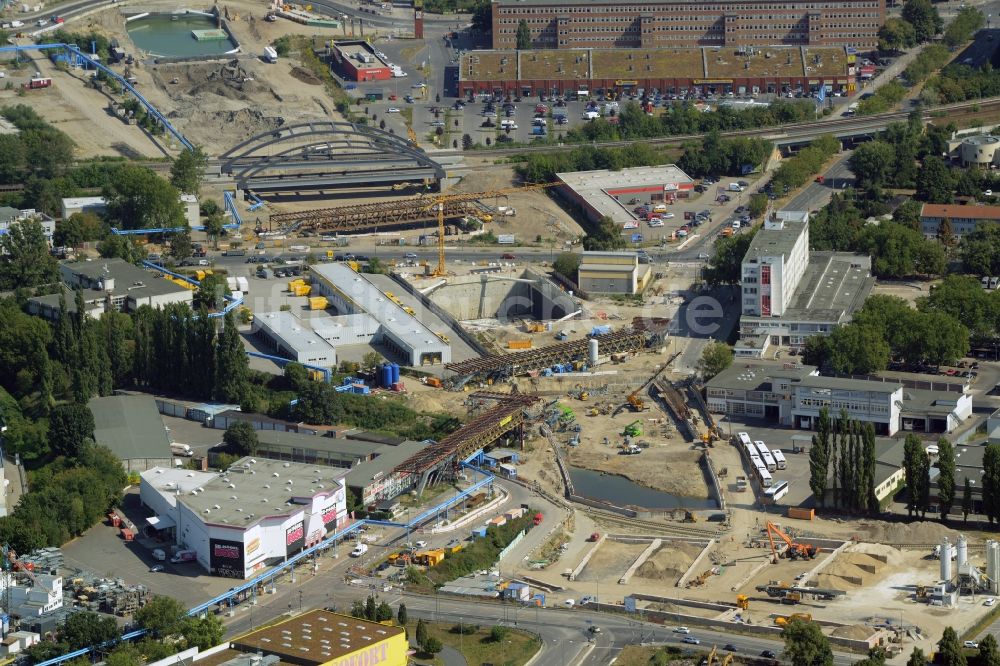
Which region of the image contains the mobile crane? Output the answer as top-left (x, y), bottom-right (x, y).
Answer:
top-left (765, 521), bottom-right (818, 563)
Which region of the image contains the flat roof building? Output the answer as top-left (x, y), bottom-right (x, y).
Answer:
top-left (489, 0), bottom-right (883, 50)
top-left (28, 259), bottom-right (193, 320)
top-left (460, 46), bottom-right (854, 99)
top-left (739, 211), bottom-right (873, 351)
top-left (139, 457), bottom-right (348, 578)
top-left (251, 311), bottom-right (339, 367)
top-left (329, 40), bottom-right (393, 82)
top-left (920, 203), bottom-right (1000, 240)
top-left (310, 263), bottom-right (451, 366)
top-left (89, 395), bottom-right (173, 472)
top-left (195, 610), bottom-right (408, 666)
top-left (705, 363), bottom-right (973, 436)
top-left (0, 208), bottom-right (55, 245)
top-left (60, 196), bottom-right (199, 226)
top-left (577, 251), bottom-right (651, 295)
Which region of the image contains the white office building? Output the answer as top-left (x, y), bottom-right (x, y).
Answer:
top-left (739, 211), bottom-right (873, 351)
top-left (139, 457), bottom-right (349, 579)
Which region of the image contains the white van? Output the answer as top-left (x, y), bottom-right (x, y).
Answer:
top-left (500, 120), bottom-right (518, 130)
top-left (583, 110), bottom-right (600, 120)
top-left (350, 543), bottom-right (369, 557)
top-left (171, 443), bottom-right (193, 457)
top-left (151, 549), bottom-right (166, 561)
top-left (728, 183), bottom-right (745, 192)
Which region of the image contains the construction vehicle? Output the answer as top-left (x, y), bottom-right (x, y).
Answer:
top-left (620, 443), bottom-right (641, 455)
top-left (622, 421), bottom-right (642, 437)
top-left (627, 389), bottom-right (649, 412)
top-left (735, 594), bottom-right (750, 610)
top-left (587, 407), bottom-right (600, 417)
top-left (765, 521), bottom-right (818, 563)
top-left (578, 391), bottom-right (589, 401)
top-left (682, 511), bottom-right (698, 523)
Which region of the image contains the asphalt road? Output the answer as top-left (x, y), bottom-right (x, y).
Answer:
top-left (784, 153), bottom-right (855, 213)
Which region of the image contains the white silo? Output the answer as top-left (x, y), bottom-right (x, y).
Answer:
top-left (941, 537), bottom-right (952, 581)
top-left (588, 338), bottom-right (599, 367)
top-left (988, 541), bottom-right (997, 582)
top-left (958, 535), bottom-right (969, 570)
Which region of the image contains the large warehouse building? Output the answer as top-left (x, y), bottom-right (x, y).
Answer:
top-left (459, 46), bottom-right (855, 99)
top-left (139, 457), bottom-right (348, 579)
top-left (310, 263), bottom-right (451, 366)
top-left (490, 0), bottom-right (884, 50)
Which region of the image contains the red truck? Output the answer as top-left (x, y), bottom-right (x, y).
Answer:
top-left (533, 512), bottom-right (543, 526)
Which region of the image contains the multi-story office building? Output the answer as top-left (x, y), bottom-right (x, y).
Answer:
top-left (491, 0), bottom-right (884, 51)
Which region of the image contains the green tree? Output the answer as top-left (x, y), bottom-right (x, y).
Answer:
top-left (907, 647), bottom-right (927, 666)
top-left (376, 601), bottom-right (394, 622)
top-left (182, 614), bottom-right (225, 650)
top-left (916, 156), bottom-right (955, 204)
top-left (364, 594), bottom-right (378, 621)
top-left (490, 625), bottom-right (511, 642)
top-left (944, 6), bottom-right (986, 48)
top-left (0, 218), bottom-right (59, 290)
top-left (984, 444), bottom-right (1000, 525)
top-left (861, 422), bottom-right (877, 513)
top-left (878, 17), bottom-right (917, 51)
top-left (516, 19), bottom-right (531, 49)
top-left (893, 199), bottom-right (923, 231)
top-left (169, 228), bottom-right (193, 262)
top-left (102, 164), bottom-right (186, 231)
top-left (215, 310), bottom-right (250, 403)
top-left (471, 0), bottom-right (492, 31)
top-left (782, 618), bottom-right (833, 666)
top-left (748, 193), bottom-right (768, 218)
top-left (170, 146), bottom-right (208, 195)
top-left (135, 595), bottom-right (188, 637)
top-left (416, 618), bottom-right (429, 649)
top-left (697, 342), bottom-right (733, 380)
top-left (582, 215), bottom-right (626, 251)
top-left (553, 252), bottom-right (581, 279)
top-left (809, 408), bottom-right (831, 508)
top-left (48, 403), bottom-right (95, 459)
top-left (98, 235), bottom-right (148, 264)
top-left (963, 477), bottom-right (973, 523)
top-left (196, 272), bottom-right (228, 310)
top-left (351, 599), bottom-right (366, 619)
top-left (902, 0), bottom-right (943, 42)
top-left (223, 421), bottom-right (258, 456)
top-left (937, 626), bottom-right (967, 666)
top-left (204, 210), bottom-right (226, 249)
top-left (55, 212), bottom-right (106, 248)
top-left (980, 634), bottom-right (1000, 666)
top-left (397, 602), bottom-right (408, 626)
top-left (61, 611), bottom-right (119, 649)
top-left (825, 324), bottom-right (889, 374)
top-left (904, 435), bottom-right (924, 517)
top-left (938, 438), bottom-right (957, 520)
top-left (422, 637), bottom-right (443, 656)
top-left (848, 141), bottom-right (898, 190)
top-left (704, 228), bottom-right (757, 285)
top-left (104, 643), bottom-right (143, 666)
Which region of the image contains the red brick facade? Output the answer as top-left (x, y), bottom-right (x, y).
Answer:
top-left (492, 0), bottom-right (884, 51)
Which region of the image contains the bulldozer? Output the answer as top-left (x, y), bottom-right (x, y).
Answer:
top-left (735, 594), bottom-right (750, 610)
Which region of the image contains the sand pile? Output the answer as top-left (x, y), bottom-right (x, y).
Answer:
top-left (636, 542), bottom-right (703, 581)
top-left (857, 520), bottom-right (959, 544)
top-left (831, 624), bottom-right (874, 640)
top-left (178, 108), bottom-right (285, 144)
top-left (816, 543), bottom-right (902, 589)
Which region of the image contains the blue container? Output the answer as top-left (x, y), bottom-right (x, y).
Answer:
top-left (391, 362), bottom-right (400, 384)
top-left (590, 325), bottom-right (612, 337)
top-left (381, 363), bottom-right (392, 388)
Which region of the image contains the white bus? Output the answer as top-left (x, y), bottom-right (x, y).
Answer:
top-left (754, 440), bottom-right (769, 457)
top-left (744, 442), bottom-right (757, 460)
top-left (751, 455), bottom-right (763, 469)
top-left (761, 450), bottom-right (777, 472)
top-left (738, 432), bottom-right (753, 448)
top-left (759, 468), bottom-right (773, 488)
top-left (764, 480), bottom-right (788, 501)
top-left (772, 449), bottom-right (787, 470)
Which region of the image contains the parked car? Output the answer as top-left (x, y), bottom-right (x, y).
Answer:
top-left (673, 627), bottom-right (690, 634)
top-left (965, 642), bottom-right (980, 649)
top-left (386, 107), bottom-right (401, 113)
top-left (405, 252), bottom-right (418, 259)
top-left (501, 253), bottom-right (516, 260)
top-left (724, 644), bottom-right (737, 652)
top-left (150, 564), bottom-right (164, 573)
top-left (761, 651), bottom-right (776, 659)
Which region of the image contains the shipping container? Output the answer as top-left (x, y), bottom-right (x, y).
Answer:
top-left (309, 296), bottom-right (328, 310)
top-left (508, 339), bottom-right (533, 349)
top-left (787, 507), bottom-right (814, 520)
top-left (293, 284), bottom-right (311, 296)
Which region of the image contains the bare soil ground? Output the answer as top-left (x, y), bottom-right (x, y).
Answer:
top-left (635, 541), bottom-right (702, 583)
top-left (578, 540), bottom-right (647, 581)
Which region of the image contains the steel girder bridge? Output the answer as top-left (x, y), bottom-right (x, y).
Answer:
top-left (394, 391), bottom-right (541, 495)
top-left (217, 121), bottom-right (445, 195)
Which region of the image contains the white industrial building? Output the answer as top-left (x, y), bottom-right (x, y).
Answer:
top-left (310, 263), bottom-right (451, 365)
top-left (948, 134), bottom-right (1000, 167)
top-left (250, 311), bottom-right (382, 367)
top-left (0, 207), bottom-right (56, 245)
top-left (706, 363), bottom-right (973, 436)
top-left (7, 575), bottom-right (63, 617)
top-left (139, 457), bottom-right (349, 579)
top-left (60, 194), bottom-right (199, 227)
top-left (739, 211), bottom-right (874, 351)
top-left (28, 258), bottom-right (193, 319)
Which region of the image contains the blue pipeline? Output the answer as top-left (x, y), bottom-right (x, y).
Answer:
top-left (139, 261), bottom-right (243, 318)
top-left (35, 467), bottom-right (496, 666)
top-left (0, 43), bottom-right (193, 150)
top-left (224, 191), bottom-right (245, 227)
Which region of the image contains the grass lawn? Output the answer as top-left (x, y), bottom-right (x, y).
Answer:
top-left (615, 644), bottom-right (706, 666)
top-left (408, 620), bottom-right (542, 666)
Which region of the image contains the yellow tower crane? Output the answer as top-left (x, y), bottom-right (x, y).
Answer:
top-left (421, 183), bottom-right (559, 277)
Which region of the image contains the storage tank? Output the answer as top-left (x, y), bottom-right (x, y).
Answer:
top-left (381, 363), bottom-right (392, 388)
top-left (941, 537), bottom-right (952, 581)
top-left (391, 363), bottom-right (400, 384)
top-left (988, 541), bottom-right (998, 583)
top-left (958, 534), bottom-right (969, 569)
top-left (588, 338), bottom-right (599, 367)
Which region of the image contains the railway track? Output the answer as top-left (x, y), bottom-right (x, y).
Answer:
top-left (581, 506), bottom-right (723, 538)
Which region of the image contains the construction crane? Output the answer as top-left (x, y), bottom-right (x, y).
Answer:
top-left (421, 183), bottom-right (559, 277)
top-left (765, 522), bottom-right (818, 563)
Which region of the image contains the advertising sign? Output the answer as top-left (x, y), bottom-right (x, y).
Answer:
top-left (286, 521), bottom-right (306, 556)
top-left (209, 538), bottom-right (244, 579)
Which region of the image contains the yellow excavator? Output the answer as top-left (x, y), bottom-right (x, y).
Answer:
top-left (735, 594), bottom-right (750, 610)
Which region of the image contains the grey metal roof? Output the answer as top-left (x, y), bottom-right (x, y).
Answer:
top-left (780, 252), bottom-right (874, 322)
top-left (344, 440), bottom-right (429, 489)
top-left (62, 258), bottom-right (191, 299)
top-left (254, 311), bottom-right (334, 357)
top-left (255, 429), bottom-right (383, 461)
top-left (311, 263), bottom-right (449, 355)
top-left (89, 395), bottom-right (172, 461)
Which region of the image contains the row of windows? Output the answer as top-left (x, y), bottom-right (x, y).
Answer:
top-left (798, 398), bottom-right (889, 414)
top-left (498, 2), bottom-right (881, 13)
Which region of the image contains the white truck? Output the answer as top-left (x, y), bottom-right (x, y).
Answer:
top-left (263, 46), bottom-right (278, 63)
top-left (170, 442), bottom-right (193, 457)
top-left (350, 543), bottom-right (369, 557)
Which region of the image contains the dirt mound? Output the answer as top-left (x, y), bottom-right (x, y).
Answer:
top-left (636, 542), bottom-right (702, 581)
top-left (831, 624), bottom-right (874, 640)
top-left (290, 66), bottom-right (322, 85)
top-left (856, 520), bottom-right (959, 544)
top-left (178, 108), bottom-right (285, 145)
top-left (815, 543), bottom-right (902, 589)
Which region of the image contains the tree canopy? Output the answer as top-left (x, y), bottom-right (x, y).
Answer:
top-left (102, 164), bottom-right (186, 231)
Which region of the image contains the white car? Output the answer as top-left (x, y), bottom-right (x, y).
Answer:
top-left (415, 540), bottom-right (427, 548)
top-left (386, 107), bottom-right (401, 113)
top-left (647, 219), bottom-right (664, 227)
top-left (986, 190), bottom-right (994, 197)
top-left (662, 212), bottom-right (676, 219)
top-left (623, 220), bottom-right (639, 230)
top-left (698, 253), bottom-right (710, 260)
top-left (673, 627), bottom-right (690, 634)
top-left (404, 252), bottom-right (418, 259)
top-left (986, 598), bottom-right (996, 606)
top-left (965, 641), bottom-right (979, 649)
top-left (430, 120), bottom-right (445, 127)
top-left (683, 636), bottom-right (700, 645)
top-left (564, 599), bottom-right (576, 607)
